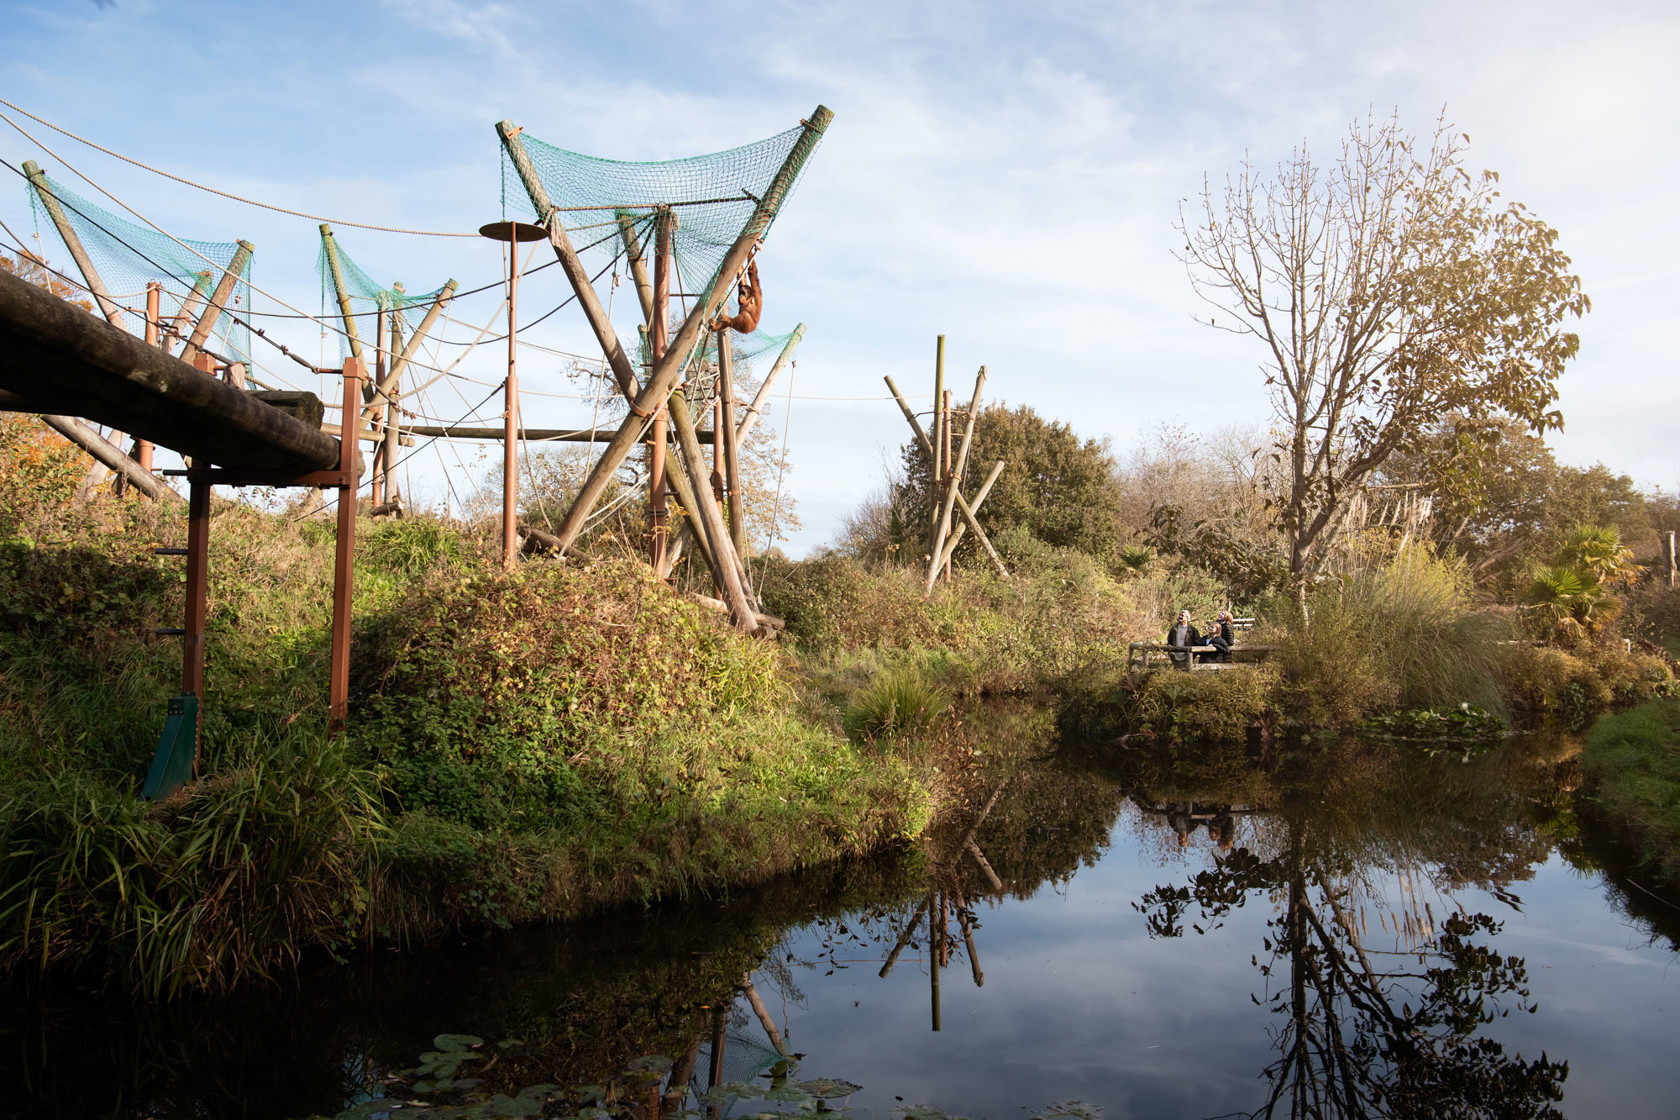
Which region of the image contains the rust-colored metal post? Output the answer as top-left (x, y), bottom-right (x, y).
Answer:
top-left (328, 358), bottom-right (364, 734)
top-left (503, 244), bottom-right (520, 569)
top-left (139, 282), bottom-right (160, 472)
top-left (383, 309), bottom-right (403, 507)
top-left (649, 208), bottom-right (672, 570)
top-left (183, 352), bottom-right (218, 768)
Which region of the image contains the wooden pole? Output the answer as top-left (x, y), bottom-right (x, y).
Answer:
top-left (496, 107), bottom-right (832, 628)
top-left (718, 328), bottom-right (746, 557)
top-left (21, 160), bottom-right (124, 327)
top-left (382, 308), bottom-right (403, 507)
top-left (937, 458), bottom-right (1005, 569)
top-left (40, 415), bottom-right (178, 502)
top-left (618, 211), bottom-right (656, 321)
top-left (503, 241), bottom-right (521, 570)
top-left (957, 894), bottom-right (984, 987)
top-left (649, 209), bottom-right (672, 571)
top-left (139, 282), bottom-right (160, 472)
top-left (929, 336), bottom-right (944, 560)
top-left (371, 305), bottom-right (387, 507)
top-left (361, 280), bottom-right (458, 427)
top-left (735, 324), bottom-right (804, 443)
top-left (929, 889), bottom-right (942, 1032)
top-left (318, 225), bottom-right (364, 362)
top-left (178, 240), bottom-right (254, 365)
top-left (329, 358), bottom-right (363, 734)
top-left (926, 367), bottom-right (986, 593)
top-left (741, 976), bottom-right (789, 1056)
top-left (167, 271), bottom-right (212, 358)
top-left (1667, 530), bottom-right (1677, 590)
top-left (884, 375), bottom-right (1009, 580)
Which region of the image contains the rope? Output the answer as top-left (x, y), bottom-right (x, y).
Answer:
top-left (0, 96), bottom-right (481, 238)
top-left (755, 360), bottom-right (798, 597)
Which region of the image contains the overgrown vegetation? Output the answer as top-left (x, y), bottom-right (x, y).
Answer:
top-left (0, 479), bottom-right (928, 997)
top-left (1581, 698), bottom-right (1680, 883)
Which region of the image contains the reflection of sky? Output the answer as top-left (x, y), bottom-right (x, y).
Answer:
top-left (757, 810), bottom-right (1680, 1119)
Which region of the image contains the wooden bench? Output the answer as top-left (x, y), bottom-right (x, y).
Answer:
top-left (1126, 641), bottom-right (1279, 671)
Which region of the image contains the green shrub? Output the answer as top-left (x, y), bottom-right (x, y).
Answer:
top-left (1059, 663), bottom-right (1278, 744)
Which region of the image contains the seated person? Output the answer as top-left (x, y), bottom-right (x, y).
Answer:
top-left (1165, 609), bottom-right (1202, 670)
top-left (1206, 609), bottom-right (1234, 663)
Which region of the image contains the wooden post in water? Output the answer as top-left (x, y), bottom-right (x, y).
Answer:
top-left (929, 888), bottom-right (942, 1032)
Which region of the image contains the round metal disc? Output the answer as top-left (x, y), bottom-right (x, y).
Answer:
top-left (478, 220), bottom-right (549, 243)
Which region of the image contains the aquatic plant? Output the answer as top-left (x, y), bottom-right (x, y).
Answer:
top-left (843, 668), bottom-right (950, 741)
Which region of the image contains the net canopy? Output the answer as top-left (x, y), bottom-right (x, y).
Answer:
top-left (499, 123), bottom-right (815, 340)
top-left (27, 171), bottom-right (252, 364)
top-left (315, 233), bottom-right (453, 360)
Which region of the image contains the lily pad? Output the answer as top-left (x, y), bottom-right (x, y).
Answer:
top-left (624, 1054), bottom-right (674, 1074)
top-left (799, 1078), bottom-right (863, 1097)
top-left (434, 1033), bottom-right (485, 1051)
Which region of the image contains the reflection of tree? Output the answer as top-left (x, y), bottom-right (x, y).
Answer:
top-left (1138, 825), bottom-right (1568, 1118)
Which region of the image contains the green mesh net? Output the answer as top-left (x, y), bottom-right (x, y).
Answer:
top-left (27, 172), bottom-right (252, 364)
top-left (499, 123), bottom-right (815, 342)
top-left (315, 233), bottom-right (452, 360)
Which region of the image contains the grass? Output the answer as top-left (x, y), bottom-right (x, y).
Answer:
top-left (1582, 697), bottom-right (1680, 882)
top-left (841, 668), bottom-right (950, 741)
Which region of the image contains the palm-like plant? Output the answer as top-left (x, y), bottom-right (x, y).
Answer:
top-left (1523, 563), bottom-right (1612, 643)
top-left (1115, 544), bottom-right (1156, 582)
top-left (1555, 525), bottom-right (1643, 588)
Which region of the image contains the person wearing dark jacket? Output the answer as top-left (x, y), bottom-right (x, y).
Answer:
top-left (1166, 609), bottom-right (1201, 670)
top-left (1207, 609), bottom-right (1234, 663)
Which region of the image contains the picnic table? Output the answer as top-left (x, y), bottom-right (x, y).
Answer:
top-left (1126, 640), bottom-right (1279, 671)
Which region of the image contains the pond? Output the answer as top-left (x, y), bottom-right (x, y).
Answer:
top-left (4, 710), bottom-right (1677, 1119)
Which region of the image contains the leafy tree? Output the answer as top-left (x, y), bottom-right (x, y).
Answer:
top-left (897, 403), bottom-right (1122, 564)
top-left (1180, 112), bottom-right (1590, 611)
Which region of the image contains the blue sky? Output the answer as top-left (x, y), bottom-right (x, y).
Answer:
top-left (3, 0), bottom-right (1676, 554)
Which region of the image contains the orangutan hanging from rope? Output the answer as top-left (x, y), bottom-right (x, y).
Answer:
top-left (710, 256), bottom-right (762, 334)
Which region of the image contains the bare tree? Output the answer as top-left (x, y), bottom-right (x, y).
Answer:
top-left (1180, 112), bottom-right (1590, 613)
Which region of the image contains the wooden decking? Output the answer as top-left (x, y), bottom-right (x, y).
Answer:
top-left (1126, 641), bottom-right (1279, 671)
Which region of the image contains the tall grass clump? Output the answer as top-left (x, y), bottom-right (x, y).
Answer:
top-left (0, 731), bottom-right (383, 997)
top-left (842, 668), bottom-right (950, 742)
top-left (1273, 550), bottom-right (1511, 727)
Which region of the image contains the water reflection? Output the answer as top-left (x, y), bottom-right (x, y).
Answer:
top-left (3, 713), bottom-right (1676, 1118)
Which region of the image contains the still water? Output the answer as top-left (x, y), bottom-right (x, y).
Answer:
top-left (4, 713), bottom-right (1677, 1119)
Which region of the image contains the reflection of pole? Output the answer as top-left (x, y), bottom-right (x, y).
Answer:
top-left (664, 1022), bottom-right (705, 1112)
top-left (742, 975), bottom-right (788, 1055)
top-left (708, 1005), bottom-right (727, 1088)
top-left (956, 892), bottom-right (984, 987)
top-left (879, 895), bottom-right (931, 978)
top-left (929, 889), bottom-right (942, 1032)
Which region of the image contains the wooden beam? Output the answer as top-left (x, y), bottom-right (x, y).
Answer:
top-left (401, 424), bottom-right (712, 444)
top-left (617, 210), bottom-right (656, 322)
top-left (0, 266), bottom-right (340, 473)
top-left (884, 375), bottom-right (1008, 580)
top-left (360, 279), bottom-right (458, 425)
top-left (736, 323), bottom-right (804, 443)
top-left (929, 337), bottom-right (944, 555)
top-left (166, 271), bottom-right (212, 358)
top-left (718, 328), bottom-right (745, 556)
top-left (926, 366), bottom-right (986, 592)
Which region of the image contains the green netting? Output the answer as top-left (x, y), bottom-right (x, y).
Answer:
top-left (315, 233), bottom-right (452, 360)
top-left (499, 123), bottom-right (813, 333)
top-left (27, 172), bottom-right (252, 364)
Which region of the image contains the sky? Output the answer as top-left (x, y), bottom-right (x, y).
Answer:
top-left (2, 0), bottom-right (1676, 555)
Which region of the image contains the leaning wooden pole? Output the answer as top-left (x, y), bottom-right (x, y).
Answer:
top-left (938, 458), bottom-right (1005, 569)
top-left (885, 375), bottom-right (1009, 580)
top-left (178, 239), bottom-right (254, 365)
top-left (928, 336), bottom-right (945, 557)
top-left (496, 107), bottom-right (833, 626)
top-left (318, 225), bottom-right (364, 362)
top-left (22, 160), bottom-right (125, 328)
top-left (361, 280), bottom-right (457, 427)
top-left (926, 366), bottom-right (986, 593)
top-left (648, 209), bottom-right (673, 571)
top-left (40, 415), bottom-right (179, 502)
top-left (617, 210), bottom-right (656, 321)
top-left (166, 271), bottom-right (212, 358)
top-left (717, 328), bottom-right (746, 557)
top-left (736, 324), bottom-right (804, 443)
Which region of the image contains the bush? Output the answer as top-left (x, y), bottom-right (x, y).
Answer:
top-left (1059, 663), bottom-right (1278, 744)
top-left (1582, 698), bottom-right (1680, 881)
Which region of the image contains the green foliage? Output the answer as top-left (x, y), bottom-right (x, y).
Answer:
top-left (0, 732), bottom-right (383, 997)
top-left (896, 402), bottom-right (1123, 562)
top-left (1582, 698), bottom-right (1680, 882)
top-left (843, 668), bottom-right (950, 741)
top-left (359, 515), bottom-right (470, 576)
top-left (1362, 703), bottom-right (1506, 744)
top-left (1505, 644), bottom-right (1673, 730)
top-left (1059, 664), bottom-right (1278, 745)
